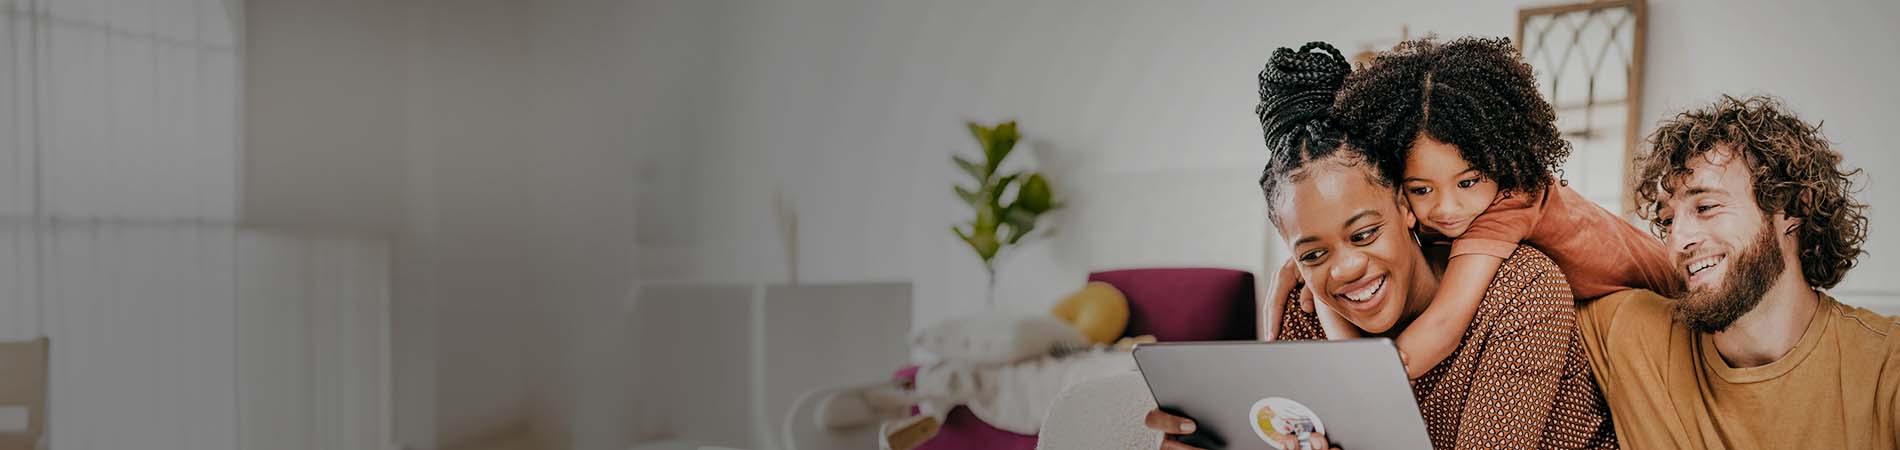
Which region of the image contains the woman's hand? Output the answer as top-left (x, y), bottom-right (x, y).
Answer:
top-left (1274, 431), bottom-right (1341, 450)
top-left (1265, 259), bottom-right (1323, 341)
top-left (1145, 408), bottom-right (1217, 450)
top-left (1147, 407), bottom-right (1343, 450)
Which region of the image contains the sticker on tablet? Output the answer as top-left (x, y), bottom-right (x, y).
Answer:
top-left (1249, 397), bottom-right (1324, 449)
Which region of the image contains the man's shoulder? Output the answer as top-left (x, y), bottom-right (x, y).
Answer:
top-left (1586, 288), bottom-right (1675, 313)
top-left (1826, 296), bottom-right (1899, 334)
top-left (1577, 288), bottom-right (1678, 340)
top-left (1821, 295), bottom-right (1900, 422)
top-left (1822, 295), bottom-right (1900, 354)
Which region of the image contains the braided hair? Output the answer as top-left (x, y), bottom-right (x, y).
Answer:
top-left (1256, 42), bottom-right (1383, 224)
top-left (1333, 36), bottom-right (1569, 195)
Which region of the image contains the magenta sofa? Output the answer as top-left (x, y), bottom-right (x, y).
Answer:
top-left (894, 267), bottom-right (1259, 450)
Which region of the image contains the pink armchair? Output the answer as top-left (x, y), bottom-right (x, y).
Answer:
top-left (895, 267), bottom-right (1259, 450)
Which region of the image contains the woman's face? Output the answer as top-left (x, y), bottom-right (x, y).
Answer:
top-left (1401, 135), bottom-right (1499, 238)
top-left (1273, 157), bottom-right (1426, 334)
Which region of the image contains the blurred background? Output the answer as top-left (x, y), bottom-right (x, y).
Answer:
top-left (0, 0), bottom-right (1894, 449)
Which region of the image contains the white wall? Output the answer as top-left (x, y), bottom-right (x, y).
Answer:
top-left (247, 0), bottom-right (543, 448)
top-left (665, 0), bottom-right (1536, 326)
top-left (405, 1), bottom-right (542, 446)
top-left (519, 0), bottom-right (682, 447)
top-left (245, 4), bottom-right (439, 446)
top-left (661, 0), bottom-right (1900, 329)
top-left (244, 0), bottom-right (408, 233)
top-left (1638, 0), bottom-right (1900, 310)
top-left (247, 0), bottom-right (671, 448)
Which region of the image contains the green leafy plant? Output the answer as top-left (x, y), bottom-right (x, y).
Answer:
top-left (952, 120), bottom-right (1059, 306)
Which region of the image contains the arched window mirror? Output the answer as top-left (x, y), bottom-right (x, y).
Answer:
top-left (1518, 0), bottom-right (1648, 216)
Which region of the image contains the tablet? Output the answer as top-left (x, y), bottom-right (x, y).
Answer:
top-left (1132, 339), bottom-right (1431, 450)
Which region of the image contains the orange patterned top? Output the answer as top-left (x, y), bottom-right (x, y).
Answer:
top-left (1278, 245), bottom-right (1617, 450)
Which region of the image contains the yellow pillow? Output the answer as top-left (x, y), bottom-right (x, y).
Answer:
top-left (1050, 281), bottom-right (1130, 345)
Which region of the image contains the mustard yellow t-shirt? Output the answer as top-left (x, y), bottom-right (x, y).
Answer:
top-left (1578, 289), bottom-right (1900, 449)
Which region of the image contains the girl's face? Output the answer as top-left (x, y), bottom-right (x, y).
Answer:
top-left (1272, 157), bottom-right (1429, 334)
top-left (1401, 134), bottom-right (1500, 238)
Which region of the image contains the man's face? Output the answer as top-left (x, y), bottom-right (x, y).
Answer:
top-left (1654, 147), bottom-right (1794, 332)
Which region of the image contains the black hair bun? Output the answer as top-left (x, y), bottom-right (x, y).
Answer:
top-left (1256, 42), bottom-right (1350, 152)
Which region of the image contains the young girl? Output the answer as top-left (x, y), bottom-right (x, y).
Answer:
top-left (1267, 36), bottom-right (1683, 378)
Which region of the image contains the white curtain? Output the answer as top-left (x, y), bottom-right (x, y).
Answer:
top-left (1, 0), bottom-right (240, 338)
top-left (0, 1), bottom-right (392, 449)
top-left (20, 0), bottom-right (240, 221)
top-left (39, 223), bottom-right (239, 450)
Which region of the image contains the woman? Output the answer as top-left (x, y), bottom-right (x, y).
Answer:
top-left (1145, 41), bottom-right (1615, 450)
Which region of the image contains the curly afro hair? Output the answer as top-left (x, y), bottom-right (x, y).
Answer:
top-left (1254, 42), bottom-right (1384, 225)
top-left (1636, 95), bottom-right (1868, 289)
top-left (1332, 36), bottom-right (1570, 195)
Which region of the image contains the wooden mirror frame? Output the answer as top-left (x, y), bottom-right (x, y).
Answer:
top-left (1517, 0), bottom-right (1648, 215)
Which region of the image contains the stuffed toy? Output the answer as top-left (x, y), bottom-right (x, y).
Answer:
top-left (1050, 281), bottom-right (1130, 345)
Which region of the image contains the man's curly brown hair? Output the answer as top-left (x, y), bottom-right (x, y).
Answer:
top-left (1636, 95), bottom-right (1869, 289)
top-left (1333, 36), bottom-right (1570, 194)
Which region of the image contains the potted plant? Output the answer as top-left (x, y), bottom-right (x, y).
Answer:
top-left (952, 121), bottom-right (1059, 306)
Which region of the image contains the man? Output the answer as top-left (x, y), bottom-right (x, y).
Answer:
top-left (1577, 95), bottom-right (1897, 449)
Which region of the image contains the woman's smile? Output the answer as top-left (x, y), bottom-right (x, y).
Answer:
top-left (1335, 273), bottom-right (1388, 313)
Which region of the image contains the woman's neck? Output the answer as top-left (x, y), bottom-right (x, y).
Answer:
top-left (1379, 243), bottom-right (1444, 338)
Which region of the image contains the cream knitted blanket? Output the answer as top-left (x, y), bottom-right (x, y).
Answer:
top-left (1034, 371), bottom-right (1162, 450)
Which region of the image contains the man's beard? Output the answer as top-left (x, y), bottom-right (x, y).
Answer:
top-left (1674, 219), bottom-right (1785, 333)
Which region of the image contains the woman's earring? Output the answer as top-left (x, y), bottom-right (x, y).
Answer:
top-left (1412, 229), bottom-right (1423, 247)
